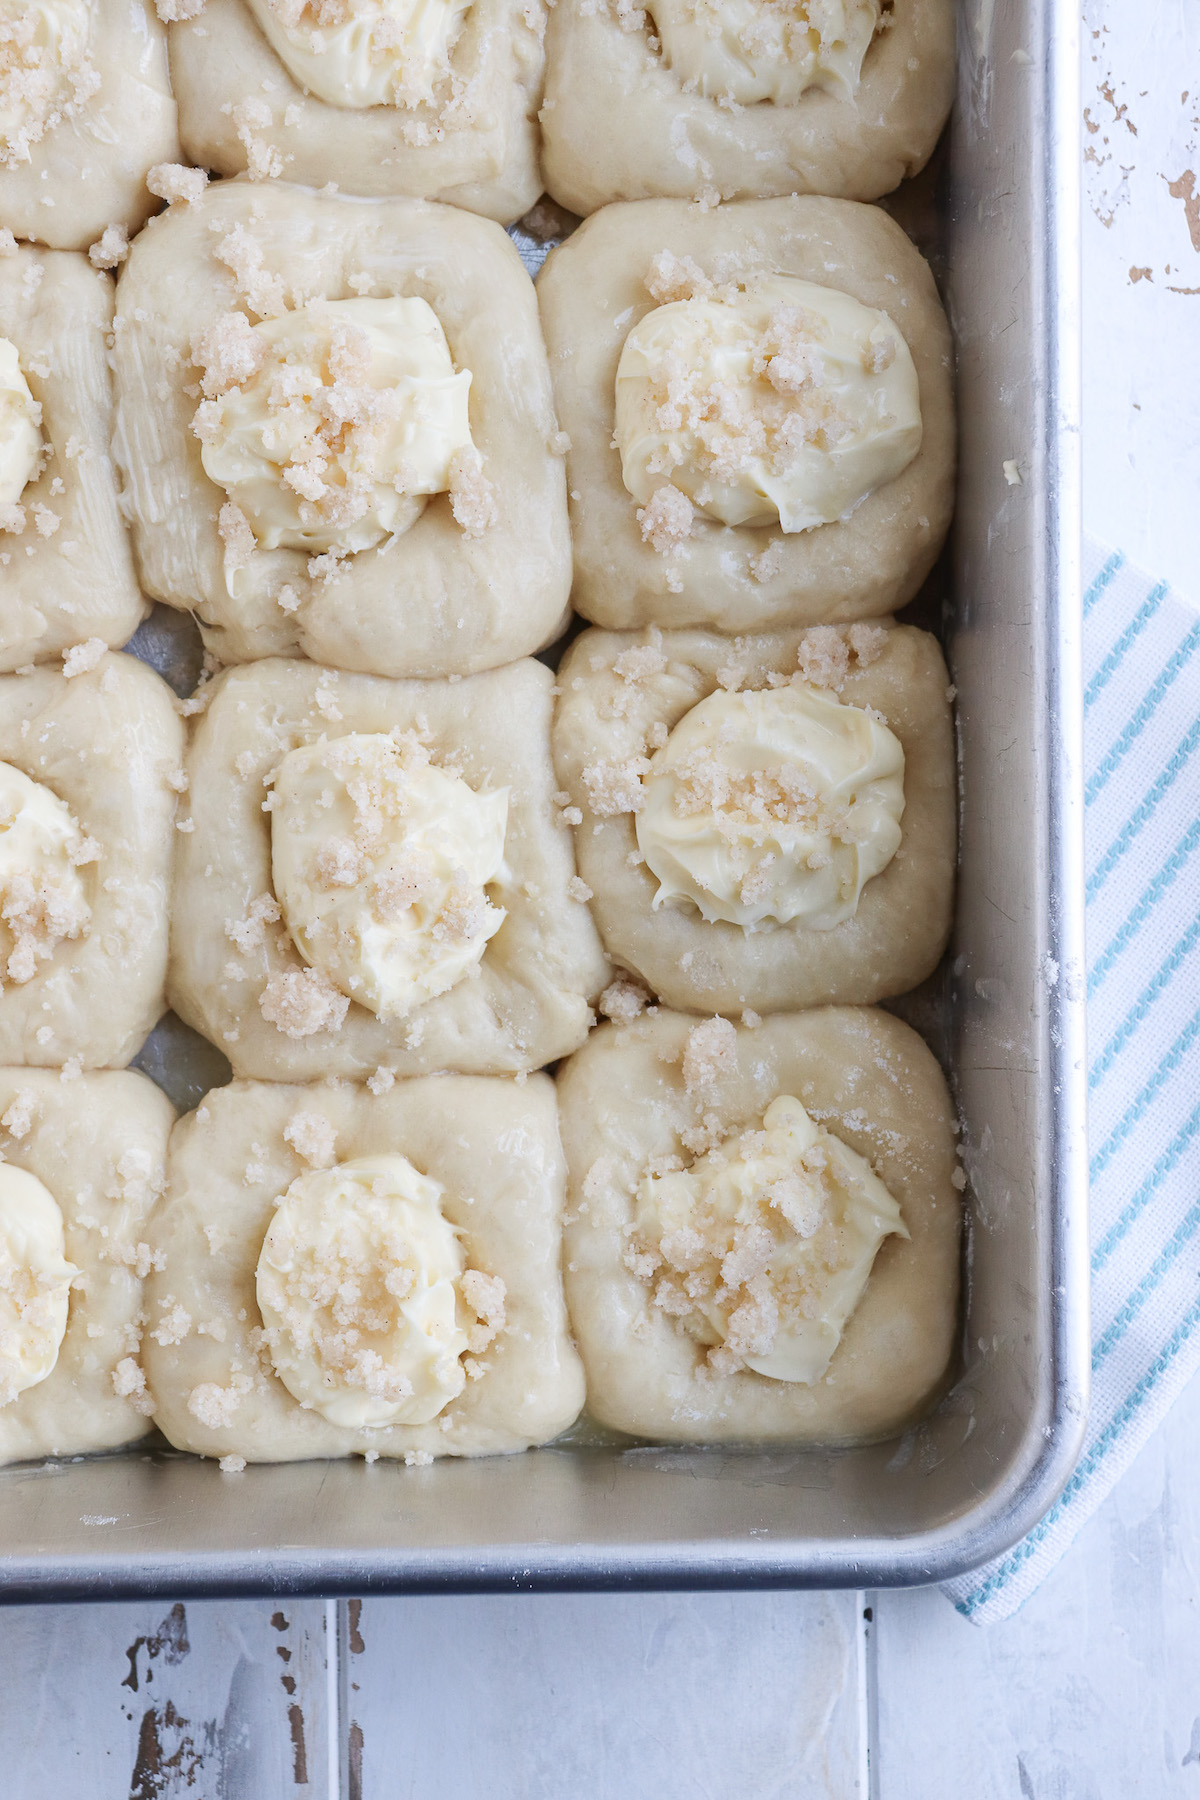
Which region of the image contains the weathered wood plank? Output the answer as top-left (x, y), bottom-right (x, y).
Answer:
top-left (343, 1591), bottom-right (865, 1800)
top-left (0, 1598), bottom-right (333, 1799)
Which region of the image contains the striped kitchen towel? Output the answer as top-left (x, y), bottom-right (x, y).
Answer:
top-left (944, 539), bottom-right (1200, 1624)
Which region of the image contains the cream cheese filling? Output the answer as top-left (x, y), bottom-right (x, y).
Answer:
top-left (647, 0), bottom-right (880, 107)
top-left (0, 1165), bottom-right (78, 1408)
top-left (615, 275), bottom-right (922, 534)
top-left (244, 0), bottom-right (471, 111)
top-left (194, 296), bottom-right (476, 555)
top-left (271, 731), bottom-right (508, 1020)
top-left (0, 761), bottom-right (94, 987)
top-left (0, 337), bottom-right (42, 508)
top-left (0, 0), bottom-right (97, 169)
top-left (635, 683), bottom-right (904, 932)
top-left (256, 1153), bottom-right (471, 1427)
top-left (632, 1094), bottom-right (907, 1382)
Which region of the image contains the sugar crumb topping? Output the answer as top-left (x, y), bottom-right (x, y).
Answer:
top-left (682, 1015), bottom-right (737, 1097)
top-left (283, 1109), bottom-right (337, 1169)
top-left (259, 965), bottom-right (351, 1038)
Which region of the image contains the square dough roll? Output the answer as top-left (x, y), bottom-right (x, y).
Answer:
top-left (0, 246), bottom-right (146, 670)
top-left (170, 657), bottom-right (611, 1081)
top-left (111, 179), bottom-right (572, 677)
top-left (537, 196), bottom-right (954, 633)
top-left (0, 0), bottom-right (179, 251)
top-left (541, 0), bottom-right (954, 214)
top-left (552, 621), bottom-right (954, 1014)
top-left (558, 1006), bottom-right (961, 1445)
top-left (0, 1067), bottom-right (174, 1466)
top-left (0, 653), bottom-right (183, 1066)
top-left (144, 1075), bottom-right (586, 1462)
top-left (168, 0), bottom-right (545, 223)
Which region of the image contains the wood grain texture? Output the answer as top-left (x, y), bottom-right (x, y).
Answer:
top-left (343, 1592), bottom-right (865, 1800)
top-left (0, 1599), bottom-right (333, 1799)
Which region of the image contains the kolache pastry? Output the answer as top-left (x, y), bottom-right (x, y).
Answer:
top-left (538, 196), bottom-right (954, 634)
top-left (552, 620), bottom-right (954, 1014)
top-left (557, 1006), bottom-right (961, 1445)
top-left (144, 1075), bottom-right (585, 1464)
top-left (0, 653), bottom-right (183, 1067)
top-left (0, 242), bottom-right (145, 670)
top-left (0, 1066), bottom-right (173, 1465)
top-left (170, 656), bottom-right (610, 1082)
top-left (0, 0), bottom-right (179, 251)
top-left (112, 179), bottom-right (572, 676)
top-left (167, 0), bottom-right (546, 222)
top-left (541, 0), bottom-right (954, 214)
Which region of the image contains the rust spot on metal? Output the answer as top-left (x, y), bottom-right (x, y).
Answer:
top-left (287, 1704), bottom-right (309, 1785)
top-left (271, 1611), bottom-right (290, 1632)
top-left (348, 1721), bottom-right (364, 1800)
top-left (122, 1604), bottom-right (191, 1694)
top-left (347, 1599), bottom-right (365, 1656)
top-left (1129, 266), bottom-right (1153, 283)
top-left (1166, 171), bottom-right (1200, 253)
top-left (128, 1701), bottom-right (203, 1798)
top-left (281, 1673), bottom-right (297, 1696)
top-left (276, 1645), bottom-right (293, 1663)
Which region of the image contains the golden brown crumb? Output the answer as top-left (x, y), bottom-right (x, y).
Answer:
top-left (147, 162), bottom-right (209, 205)
top-left (259, 967), bottom-right (350, 1038)
top-left (598, 976), bottom-right (651, 1024)
top-left (682, 1016), bottom-right (737, 1097)
top-left (61, 637), bottom-right (106, 678)
top-left (637, 484), bottom-right (693, 555)
top-left (581, 754), bottom-right (650, 817)
top-left (88, 225), bottom-right (129, 270)
top-left (448, 447), bottom-right (497, 537)
top-left (283, 1110), bottom-right (337, 1169)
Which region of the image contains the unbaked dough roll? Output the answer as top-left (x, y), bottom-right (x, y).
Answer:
top-left (542, 0), bottom-right (954, 213)
top-left (0, 1067), bottom-right (173, 1466)
top-left (538, 195), bottom-right (954, 633)
top-left (168, 0), bottom-right (546, 222)
top-left (112, 179), bottom-right (572, 678)
top-left (558, 1005), bottom-right (962, 1445)
top-left (0, 0), bottom-right (179, 251)
top-left (552, 620), bottom-right (955, 1014)
top-left (0, 243), bottom-right (146, 669)
top-left (145, 1074), bottom-right (585, 1463)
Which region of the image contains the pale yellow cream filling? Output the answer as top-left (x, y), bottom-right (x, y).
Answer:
top-left (633, 1094), bottom-right (907, 1382)
top-left (244, 0), bottom-right (470, 111)
top-left (648, 0), bottom-right (880, 107)
top-left (0, 337), bottom-right (42, 507)
top-left (271, 731), bottom-right (508, 1020)
top-left (195, 296), bottom-right (476, 555)
top-left (256, 1153), bottom-right (470, 1427)
top-left (0, 1164), bottom-right (78, 1408)
top-left (0, 761), bottom-right (93, 988)
top-left (635, 683), bottom-right (904, 932)
top-left (615, 275), bottom-right (922, 535)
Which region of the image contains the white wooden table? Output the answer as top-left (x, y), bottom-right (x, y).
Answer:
top-left (4, 4), bottom-right (1197, 1792)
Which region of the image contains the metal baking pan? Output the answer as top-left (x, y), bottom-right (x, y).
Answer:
top-left (0, 0), bottom-right (1086, 1599)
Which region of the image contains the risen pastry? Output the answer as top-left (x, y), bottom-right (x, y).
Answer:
top-left (168, 0), bottom-right (545, 222)
top-left (541, 0), bottom-right (953, 214)
top-left (112, 180), bottom-right (571, 677)
top-left (170, 656), bottom-right (609, 1081)
top-left (0, 1066), bottom-right (173, 1465)
top-left (144, 1074), bottom-right (585, 1463)
top-left (0, 653), bottom-right (183, 1066)
top-left (538, 196), bottom-right (954, 633)
top-left (552, 620), bottom-right (953, 1013)
top-left (558, 1005), bottom-right (961, 1444)
top-left (0, 243), bottom-right (145, 669)
top-left (0, 0), bottom-right (179, 250)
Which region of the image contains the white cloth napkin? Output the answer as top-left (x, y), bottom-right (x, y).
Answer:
top-left (944, 538), bottom-right (1200, 1623)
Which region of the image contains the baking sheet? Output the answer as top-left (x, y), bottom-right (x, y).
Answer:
top-left (0, 0), bottom-right (1088, 1597)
